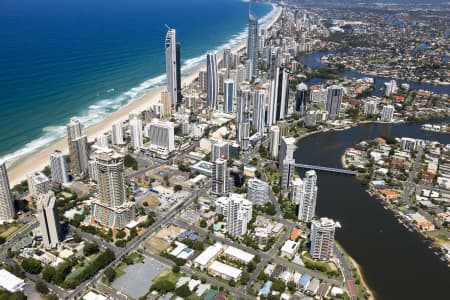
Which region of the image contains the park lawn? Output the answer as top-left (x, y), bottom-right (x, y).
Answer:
top-left (301, 253), bottom-right (340, 276)
top-left (64, 253), bottom-right (101, 282)
top-left (0, 224), bottom-right (23, 239)
top-left (152, 269), bottom-right (181, 285)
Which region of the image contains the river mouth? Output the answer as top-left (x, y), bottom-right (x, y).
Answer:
top-left (293, 118), bottom-right (450, 299)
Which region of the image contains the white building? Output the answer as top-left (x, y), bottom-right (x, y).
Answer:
top-left (226, 193), bottom-right (253, 237)
top-left (224, 246), bottom-right (255, 264)
top-left (269, 125), bottom-right (280, 158)
top-left (310, 89), bottom-right (327, 103)
top-left (384, 80), bottom-right (398, 97)
top-left (381, 105), bottom-right (395, 122)
top-left (146, 119), bottom-right (175, 152)
top-left (0, 161), bottom-right (15, 223)
top-left (37, 191), bottom-right (61, 249)
top-left (129, 118), bottom-right (143, 149)
top-left (211, 141), bottom-right (229, 162)
top-left (296, 170), bottom-right (318, 223)
top-left (310, 217), bottom-right (337, 261)
top-left (96, 135), bottom-right (109, 149)
top-left (49, 150), bottom-right (68, 185)
top-left (247, 177), bottom-right (269, 205)
top-left (111, 122), bottom-right (124, 146)
top-left (27, 172), bottom-right (50, 197)
top-left (252, 89), bottom-right (266, 135)
top-left (208, 261), bottom-right (242, 280)
top-left (193, 243), bottom-right (223, 269)
top-left (363, 100), bottom-right (378, 116)
top-left (0, 269), bottom-right (26, 292)
top-left (279, 137), bottom-right (297, 188)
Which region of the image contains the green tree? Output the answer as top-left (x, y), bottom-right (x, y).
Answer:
top-left (104, 267), bottom-right (116, 283)
top-left (271, 279), bottom-right (286, 292)
top-left (21, 257), bottom-right (42, 274)
top-left (151, 280), bottom-right (175, 294)
top-left (199, 219), bottom-right (207, 228)
top-left (173, 185), bottom-right (182, 192)
top-left (116, 231), bottom-right (126, 239)
top-left (83, 242), bottom-right (99, 256)
top-left (175, 284), bottom-right (191, 298)
top-left (172, 265), bottom-right (180, 273)
top-left (0, 236), bottom-right (5, 245)
top-left (42, 265), bottom-right (56, 283)
top-left (115, 239), bottom-right (127, 248)
top-left (124, 154), bottom-right (138, 170)
top-left (35, 281), bottom-right (49, 294)
top-left (46, 294), bottom-right (58, 300)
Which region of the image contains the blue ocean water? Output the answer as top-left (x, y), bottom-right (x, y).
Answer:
top-left (0, 0), bottom-right (274, 162)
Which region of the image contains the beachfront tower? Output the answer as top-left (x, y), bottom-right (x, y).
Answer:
top-left (165, 27), bottom-right (181, 105)
top-left (292, 170), bottom-right (318, 223)
top-left (326, 85), bottom-right (343, 120)
top-left (0, 161), bottom-right (15, 223)
top-left (236, 86), bottom-right (251, 151)
top-left (66, 118), bottom-right (89, 174)
top-left (310, 217), bottom-right (337, 261)
top-left (36, 191), bottom-right (61, 249)
top-left (206, 52), bottom-right (218, 110)
top-left (247, 12), bottom-right (259, 79)
top-left (49, 150), bottom-right (69, 185)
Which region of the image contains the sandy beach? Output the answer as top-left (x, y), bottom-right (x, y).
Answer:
top-left (7, 6), bottom-right (282, 186)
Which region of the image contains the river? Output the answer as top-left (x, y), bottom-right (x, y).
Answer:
top-left (297, 50), bottom-right (450, 95)
top-left (294, 118), bottom-right (450, 299)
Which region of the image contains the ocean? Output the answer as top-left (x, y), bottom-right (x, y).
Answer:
top-left (0, 0), bottom-right (275, 163)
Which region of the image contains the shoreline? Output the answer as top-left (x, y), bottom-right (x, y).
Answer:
top-left (6, 5), bottom-right (282, 186)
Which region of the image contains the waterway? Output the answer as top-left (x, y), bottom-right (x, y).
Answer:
top-left (294, 118), bottom-right (450, 299)
top-left (297, 50), bottom-right (450, 95)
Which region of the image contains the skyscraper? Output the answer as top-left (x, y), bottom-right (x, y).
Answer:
top-left (49, 150), bottom-right (68, 185)
top-left (247, 12), bottom-right (259, 79)
top-left (292, 170), bottom-right (318, 223)
top-left (279, 137), bottom-right (297, 188)
top-left (252, 89), bottom-right (266, 135)
top-left (206, 52), bottom-right (218, 109)
top-left (236, 86), bottom-right (251, 151)
top-left (111, 122), bottom-right (124, 146)
top-left (223, 48), bottom-right (232, 75)
top-left (91, 150), bottom-right (135, 230)
top-left (212, 158), bottom-right (230, 196)
top-left (247, 177), bottom-right (269, 206)
top-left (310, 217), bottom-right (337, 261)
top-left (147, 119), bottom-right (175, 151)
top-left (129, 118), bottom-right (143, 149)
top-left (295, 83), bottom-right (308, 115)
top-left (223, 79), bottom-right (234, 113)
top-left (326, 85), bottom-right (343, 120)
top-left (211, 141), bottom-right (229, 162)
top-left (161, 90), bottom-right (172, 118)
top-left (268, 67), bottom-right (289, 125)
top-left (0, 161), bottom-right (15, 223)
top-left (36, 191), bottom-right (61, 249)
top-left (67, 118), bottom-right (89, 174)
top-left (165, 28), bottom-right (181, 105)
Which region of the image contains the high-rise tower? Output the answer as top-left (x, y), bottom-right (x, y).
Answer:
top-left (0, 161), bottom-right (15, 223)
top-left (165, 27), bottom-right (181, 105)
top-left (206, 52), bottom-right (218, 109)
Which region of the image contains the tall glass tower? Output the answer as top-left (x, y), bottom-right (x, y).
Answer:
top-left (247, 12), bottom-right (259, 79)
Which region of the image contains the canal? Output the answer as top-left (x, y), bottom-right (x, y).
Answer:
top-left (294, 118), bottom-right (450, 299)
